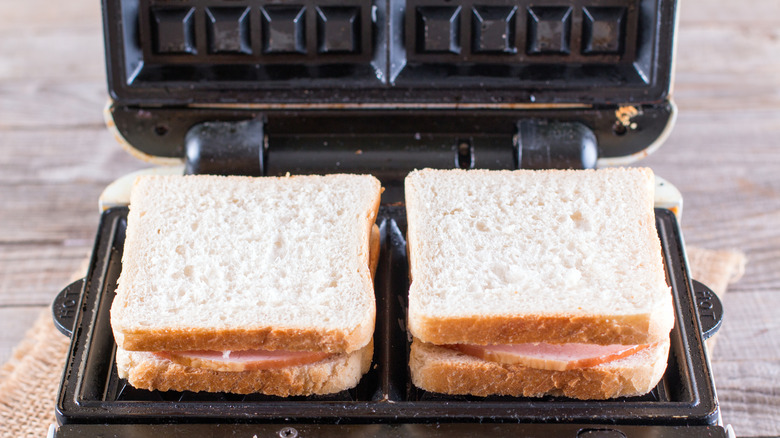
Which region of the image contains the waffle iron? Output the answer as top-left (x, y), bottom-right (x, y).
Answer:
top-left (51, 0), bottom-right (732, 436)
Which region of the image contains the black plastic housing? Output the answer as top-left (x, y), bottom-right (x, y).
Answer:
top-left (102, 0), bottom-right (678, 166)
top-left (109, 104), bottom-right (675, 164)
top-left (54, 423), bottom-right (729, 438)
top-left (55, 207), bottom-right (720, 431)
top-left (104, 0), bottom-right (676, 106)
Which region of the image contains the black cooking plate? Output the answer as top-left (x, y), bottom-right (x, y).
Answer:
top-left (54, 205), bottom-right (722, 436)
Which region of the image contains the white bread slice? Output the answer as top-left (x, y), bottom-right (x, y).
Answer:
top-left (116, 341), bottom-right (373, 396)
top-left (111, 174), bottom-right (382, 354)
top-left (405, 168), bottom-right (673, 346)
top-left (409, 339), bottom-right (669, 400)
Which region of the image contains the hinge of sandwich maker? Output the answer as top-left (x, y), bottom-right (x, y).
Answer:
top-left (182, 117), bottom-right (599, 177)
top-left (515, 120), bottom-right (598, 170)
top-left (179, 117), bottom-right (599, 203)
top-left (184, 119), bottom-right (265, 176)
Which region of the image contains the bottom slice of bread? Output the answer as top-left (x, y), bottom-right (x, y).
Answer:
top-left (116, 342), bottom-right (373, 396)
top-left (410, 339), bottom-right (669, 400)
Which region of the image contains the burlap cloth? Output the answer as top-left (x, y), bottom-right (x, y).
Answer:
top-left (0, 247), bottom-right (746, 438)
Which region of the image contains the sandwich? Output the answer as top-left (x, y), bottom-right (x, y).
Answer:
top-left (404, 168), bottom-right (674, 399)
top-left (110, 174), bottom-right (382, 396)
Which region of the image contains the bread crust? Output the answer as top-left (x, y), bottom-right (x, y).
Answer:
top-left (116, 320), bottom-right (375, 354)
top-left (116, 341), bottom-right (373, 396)
top-left (408, 310), bottom-right (672, 346)
top-left (409, 339), bottom-right (669, 400)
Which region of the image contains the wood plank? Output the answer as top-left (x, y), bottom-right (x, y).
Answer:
top-left (674, 23), bottom-right (780, 112)
top-left (675, 25), bottom-right (780, 77)
top-left (0, 127), bottom-right (147, 250)
top-left (703, 285), bottom-right (780, 436)
top-left (0, 0), bottom-right (102, 81)
top-left (711, 360), bottom-right (780, 436)
top-left (0, 244), bottom-right (91, 306)
top-left (0, 127), bottom-right (147, 185)
top-left (0, 307), bottom-right (46, 366)
top-left (0, 82), bottom-right (108, 129)
top-left (673, 0), bottom-right (780, 112)
top-left (677, 0), bottom-right (780, 24)
top-left (674, 72), bottom-right (780, 111)
top-left (0, 0), bottom-right (101, 31)
top-left (1, 181), bottom-right (110, 243)
top-left (0, 28), bottom-right (104, 82)
top-left (710, 292), bottom-right (780, 362)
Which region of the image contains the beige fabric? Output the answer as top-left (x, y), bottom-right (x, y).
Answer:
top-left (0, 247), bottom-right (746, 438)
top-left (0, 311), bottom-right (70, 438)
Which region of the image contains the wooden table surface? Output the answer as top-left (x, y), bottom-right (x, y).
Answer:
top-left (1, 0), bottom-right (778, 435)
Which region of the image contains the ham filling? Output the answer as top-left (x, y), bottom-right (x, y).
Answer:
top-left (446, 342), bottom-right (651, 371)
top-left (154, 349), bottom-right (332, 372)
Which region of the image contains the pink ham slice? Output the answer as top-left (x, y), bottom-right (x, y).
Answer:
top-left (155, 349), bottom-right (331, 372)
top-left (447, 342), bottom-right (650, 371)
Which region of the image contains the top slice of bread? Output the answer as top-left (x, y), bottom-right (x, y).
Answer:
top-left (111, 174), bottom-right (382, 354)
top-left (405, 168), bottom-right (673, 346)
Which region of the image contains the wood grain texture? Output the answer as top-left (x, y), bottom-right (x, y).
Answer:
top-left (713, 361), bottom-right (780, 436)
top-left (708, 293), bottom-right (779, 435)
top-left (0, 82), bottom-right (108, 129)
top-left (0, 244), bottom-right (91, 306)
top-left (0, 0), bottom-right (778, 434)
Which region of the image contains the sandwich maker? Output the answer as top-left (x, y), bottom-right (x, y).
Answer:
top-left (50, 0), bottom-right (733, 436)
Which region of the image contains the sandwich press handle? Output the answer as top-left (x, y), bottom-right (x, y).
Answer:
top-left (692, 280), bottom-right (723, 340)
top-left (52, 278), bottom-right (85, 338)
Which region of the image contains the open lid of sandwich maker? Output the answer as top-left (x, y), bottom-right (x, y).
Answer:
top-left (103, 0), bottom-right (679, 201)
top-left (51, 0), bottom-right (734, 437)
